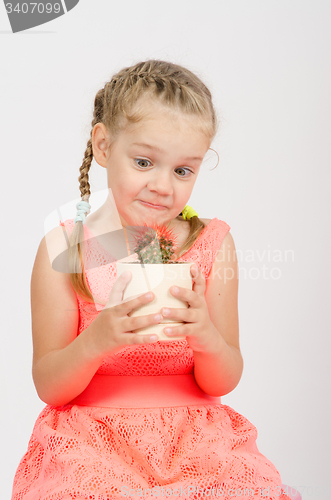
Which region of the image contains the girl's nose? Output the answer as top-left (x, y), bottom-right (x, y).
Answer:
top-left (147, 171), bottom-right (173, 196)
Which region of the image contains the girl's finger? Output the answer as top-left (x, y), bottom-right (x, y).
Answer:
top-left (126, 311), bottom-right (164, 333)
top-left (190, 264), bottom-right (200, 279)
top-left (161, 306), bottom-right (197, 323)
top-left (108, 272), bottom-right (157, 313)
top-left (106, 271), bottom-right (133, 308)
top-left (163, 323), bottom-right (190, 338)
top-left (121, 332), bottom-right (160, 346)
top-left (118, 290), bottom-right (155, 314)
top-left (170, 285), bottom-right (200, 309)
top-left (190, 264), bottom-right (206, 295)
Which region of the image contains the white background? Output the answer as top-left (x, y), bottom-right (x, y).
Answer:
top-left (1, 1), bottom-right (330, 499)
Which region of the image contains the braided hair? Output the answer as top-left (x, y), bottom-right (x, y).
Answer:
top-left (69, 60), bottom-right (218, 302)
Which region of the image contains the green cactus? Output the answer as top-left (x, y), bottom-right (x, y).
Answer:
top-left (133, 224), bottom-right (178, 264)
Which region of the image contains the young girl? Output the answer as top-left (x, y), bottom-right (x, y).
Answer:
top-left (12, 60), bottom-right (294, 500)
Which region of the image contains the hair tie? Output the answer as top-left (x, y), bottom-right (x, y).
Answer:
top-left (181, 205), bottom-right (199, 220)
top-left (74, 200), bottom-right (91, 224)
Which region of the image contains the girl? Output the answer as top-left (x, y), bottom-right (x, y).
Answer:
top-left (12, 60), bottom-right (293, 500)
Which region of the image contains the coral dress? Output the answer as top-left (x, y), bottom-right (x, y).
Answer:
top-left (12, 218), bottom-right (290, 500)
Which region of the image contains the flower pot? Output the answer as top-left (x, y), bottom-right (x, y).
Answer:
top-left (116, 261), bottom-right (193, 341)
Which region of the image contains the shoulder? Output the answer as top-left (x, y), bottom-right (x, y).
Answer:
top-left (210, 230), bottom-right (237, 277)
top-left (199, 218), bottom-right (236, 273)
top-left (200, 218), bottom-right (212, 226)
top-left (39, 224), bottom-right (73, 273)
top-left (31, 225), bottom-right (79, 318)
top-left (200, 217), bottom-right (231, 232)
top-left (33, 221), bottom-right (81, 282)
top-left (217, 230), bottom-right (236, 257)
top-left (200, 218), bottom-right (232, 247)
top-left (31, 225), bottom-right (79, 320)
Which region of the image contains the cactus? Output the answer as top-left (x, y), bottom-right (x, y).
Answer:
top-left (133, 223), bottom-right (178, 264)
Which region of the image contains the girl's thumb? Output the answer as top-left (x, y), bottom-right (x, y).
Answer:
top-left (105, 270), bottom-right (132, 308)
top-left (121, 270), bottom-right (131, 280)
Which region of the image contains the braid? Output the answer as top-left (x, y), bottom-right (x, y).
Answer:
top-left (67, 88), bottom-right (108, 304)
top-left (78, 141), bottom-right (92, 202)
top-left (78, 87), bottom-right (106, 202)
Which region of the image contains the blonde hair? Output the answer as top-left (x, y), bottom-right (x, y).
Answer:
top-left (69, 60), bottom-right (218, 302)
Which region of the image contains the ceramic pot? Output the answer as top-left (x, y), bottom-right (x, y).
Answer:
top-left (116, 261), bottom-right (193, 341)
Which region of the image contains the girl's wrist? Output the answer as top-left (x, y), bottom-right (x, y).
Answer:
top-left (192, 333), bottom-right (243, 397)
top-left (190, 324), bottom-right (224, 355)
top-left (79, 319), bottom-right (109, 365)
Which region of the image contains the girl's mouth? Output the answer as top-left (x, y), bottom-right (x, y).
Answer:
top-left (138, 200), bottom-right (167, 210)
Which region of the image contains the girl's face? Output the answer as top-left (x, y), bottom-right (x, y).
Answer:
top-left (98, 100), bottom-right (211, 228)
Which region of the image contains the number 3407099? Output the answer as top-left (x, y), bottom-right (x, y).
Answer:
top-left (5, 3), bottom-right (61, 14)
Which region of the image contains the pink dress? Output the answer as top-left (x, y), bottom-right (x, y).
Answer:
top-left (12, 218), bottom-right (291, 500)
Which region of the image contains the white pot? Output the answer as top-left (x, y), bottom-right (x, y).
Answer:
top-left (116, 261), bottom-right (193, 341)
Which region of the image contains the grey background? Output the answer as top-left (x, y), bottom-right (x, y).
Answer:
top-left (1, 1), bottom-right (330, 499)
top-left (5, 1), bottom-right (65, 33)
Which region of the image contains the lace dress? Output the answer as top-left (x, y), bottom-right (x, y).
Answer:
top-left (12, 218), bottom-right (290, 500)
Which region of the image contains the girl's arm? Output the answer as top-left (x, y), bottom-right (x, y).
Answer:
top-left (161, 230), bottom-right (242, 397)
top-left (192, 231), bottom-right (243, 396)
top-left (31, 227), bottom-right (162, 407)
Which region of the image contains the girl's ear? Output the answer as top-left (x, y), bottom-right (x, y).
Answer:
top-left (92, 123), bottom-right (111, 168)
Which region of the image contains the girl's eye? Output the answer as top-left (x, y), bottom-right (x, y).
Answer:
top-left (135, 158), bottom-right (152, 168)
top-left (175, 167), bottom-right (193, 177)
top-left (134, 159), bottom-right (193, 177)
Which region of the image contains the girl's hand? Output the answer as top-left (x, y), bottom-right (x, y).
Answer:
top-left (161, 264), bottom-right (221, 353)
top-left (91, 271), bottom-right (163, 357)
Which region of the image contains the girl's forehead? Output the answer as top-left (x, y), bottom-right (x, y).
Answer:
top-left (126, 97), bottom-right (211, 134)
top-left (122, 108), bottom-right (211, 148)
top-left (122, 117), bottom-right (211, 157)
